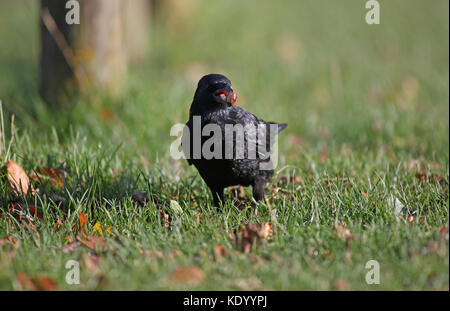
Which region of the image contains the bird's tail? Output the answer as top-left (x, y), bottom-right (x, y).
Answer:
top-left (277, 123), bottom-right (288, 134)
top-left (268, 122), bottom-right (287, 134)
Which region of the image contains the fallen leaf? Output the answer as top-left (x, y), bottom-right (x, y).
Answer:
top-left (234, 276), bottom-right (262, 290)
top-left (78, 213), bottom-right (88, 235)
top-left (196, 213), bottom-right (203, 223)
top-left (15, 273), bottom-right (36, 290)
top-left (30, 168), bottom-right (64, 188)
top-left (170, 266), bottom-right (204, 286)
top-left (249, 254), bottom-right (263, 269)
top-left (3, 160), bottom-right (35, 196)
top-left (423, 240), bottom-right (446, 256)
top-left (61, 241), bottom-right (81, 254)
top-left (83, 253), bottom-right (101, 274)
top-left (439, 226), bottom-right (449, 241)
top-left (15, 274), bottom-right (58, 291)
top-left (333, 279), bottom-right (350, 291)
top-left (139, 249), bottom-right (164, 259)
top-left (232, 222), bottom-right (273, 253)
top-left (213, 244), bottom-right (231, 262)
top-left (35, 276), bottom-right (58, 291)
top-left (334, 223), bottom-right (354, 240)
top-left (76, 235), bottom-right (106, 250)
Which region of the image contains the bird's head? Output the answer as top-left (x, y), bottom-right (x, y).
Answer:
top-left (192, 74), bottom-right (237, 112)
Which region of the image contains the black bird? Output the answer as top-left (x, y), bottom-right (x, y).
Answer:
top-left (182, 74), bottom-right (287, 207)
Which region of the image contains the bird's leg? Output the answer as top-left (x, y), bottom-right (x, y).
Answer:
top-left (252, 178), bottom-right (266, 203)
top-left (210, 186), bottom-right (224, 208)
top-left (252, 178), bottom-right (266, 215)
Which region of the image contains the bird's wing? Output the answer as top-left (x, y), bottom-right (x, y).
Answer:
top-left (223, 107), bottom-right (284, 160)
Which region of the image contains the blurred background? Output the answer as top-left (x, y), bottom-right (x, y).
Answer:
top-left (0, 0), bottom-right (448, 167)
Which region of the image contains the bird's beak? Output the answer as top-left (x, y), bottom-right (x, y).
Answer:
top-left (214, 87), bottom-right (237, 105)
top-left (226, 90), bottom-right (237, 105)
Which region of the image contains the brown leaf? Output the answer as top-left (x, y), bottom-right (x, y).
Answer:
top-left (232, 222), bottom-right (273, 253)
top-left (15, 273), bottom-right (36, 290)
top-left (333, 279), bottom-right (350, 291)
top-left (61, 241), bottom-right (81, 254)
top-left (83, 253), bottom-right (101, 274)
top-left (139, 249), bottom-right (164, 259)
top-left (15, 274), bottom-right (58, 291)
top-left (6, 235), bottom-right (19, 248)
top-left (35, 276), bottom-right (58, 291)
top-left (4, 160), bottom-right (35, 196)
top-left (170, 266), bottom-right (204, 286)
top-left (76, 235), bottom-right (106, 250)
top-left (78, 213), bottom-right (88, 235)
top-left (423, 240), bottom-right (446, 256)
top-left (30, 168), bottom-right (64, 188)
top-left (234, 276), bottom-right (262, 290)
top-left (334, 223), bottom-right (354, 240)
top-left (439, 226), bottom-right (449, 241)
top-left (249, 254), bottom-right (264, 269)
top-left (213, 244), bottom-right (231, 262)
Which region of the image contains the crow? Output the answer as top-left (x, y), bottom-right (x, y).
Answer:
top-left (182, 74), bottom-right (287, 207)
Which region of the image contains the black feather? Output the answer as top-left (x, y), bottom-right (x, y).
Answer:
top-left (182, 74), bottom-right (287, 207)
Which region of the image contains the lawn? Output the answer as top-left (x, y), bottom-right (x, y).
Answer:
top-left (0, 0), bottom-right (448, 290)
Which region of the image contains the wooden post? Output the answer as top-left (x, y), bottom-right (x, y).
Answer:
top-left (39, 0), bottom-right (128, 104)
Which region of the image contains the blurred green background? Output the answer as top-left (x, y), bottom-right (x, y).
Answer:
top-left (0, 0), bottom-right (448, 165)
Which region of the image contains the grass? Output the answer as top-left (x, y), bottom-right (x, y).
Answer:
top-left (0, 0), bottom-right (448, 290)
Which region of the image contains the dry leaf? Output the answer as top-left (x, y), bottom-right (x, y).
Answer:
top-left (334, 223), bottom-right (354, 240)
top-left (35, 276), bottom-right (58, 291)
top-left (333, 279), bottom-right (350, 291)
top-left (439, 226), bottom-right (449, 241)
top-left (232, 222), bottom-right (273, 253)
top-left (170, 266), bottom-right (204, 286)
top-left (30, 168), bottom-right (64, 188)
top-left (83, 253), bottom-right (101, 274)
top-left (213, 244), bottom-right (231, 262)
top-left (62, 241), bottom-right (81, 254)
top-left (249, 254), bottom-right (264, 269)
top-left (234, 276), bottom-right (262, 290)
top-left (139, 249), bottom-right (164, 259)
top-left (78, 213), bottom-right (88, 235)
top-left (15, 274), bottom-right (58, 291)
top-left (15, 273), bottom-right (36, 290)
top-left (4, 160), bottom-right (35, 196)
top-left (76, 235), bottom-right (106, 250)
